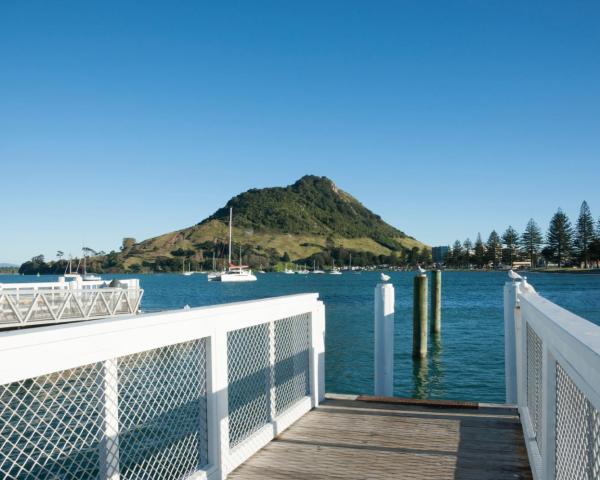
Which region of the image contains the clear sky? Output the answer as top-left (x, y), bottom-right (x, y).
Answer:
top-left (1, 1), bottom-right (599, 264)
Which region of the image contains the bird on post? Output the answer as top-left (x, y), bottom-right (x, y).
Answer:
top-left (508, 270), bottom-right (522, 282)
top-left (380, 273), bottom-right (391, 282)
top-left (417, 265), bottom-right (426, 276)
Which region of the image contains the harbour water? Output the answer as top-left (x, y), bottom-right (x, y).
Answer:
top-left (3, 271), bottom-right (599, 403)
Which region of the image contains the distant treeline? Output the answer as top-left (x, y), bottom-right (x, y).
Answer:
top-left (445, 201), bottom-right (600, 269)
top-left (19, 241), bottom-right (433, 275)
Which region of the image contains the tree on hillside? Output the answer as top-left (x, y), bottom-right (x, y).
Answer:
top-left (502, 226), bottom-right (519, 267)
top-left (486, 230), bottom-right (502, 267)
top-left (521, 219), bottom-right (544, 267)
top-left (576, 201), bottom-right (595, 268)
top-left (547, 209), bottom-right (574, 267)
top-left (463, 238), bottom-right (473, 267)
top-left (474, 233), bottom-right (485, 268)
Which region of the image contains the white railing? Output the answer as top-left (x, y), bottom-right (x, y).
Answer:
top-left (505, 276), bottom-right (600, 480)
top-left (0, 278), bottom-right (143, 328)
top-left (0, 293), bottom-right (325, 480)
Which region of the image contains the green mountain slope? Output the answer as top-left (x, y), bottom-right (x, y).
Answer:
top-left (117, 175), bottom-right (428, 272)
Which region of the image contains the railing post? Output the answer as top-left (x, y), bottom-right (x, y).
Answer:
top-left (374, 283), bottom-right (394, 396)
top-left (268, 320), bottom-right (276, 420)
top-left (542, 346), bottom-right (556, 479)
top-left (504, 281), bottom-right (519, 404)
top-left (212, 329), bottom-right (230, 480)
top-left (99, 358), bottom-right (120, 480)
top-left (310, 302), bottom-right (326, 406)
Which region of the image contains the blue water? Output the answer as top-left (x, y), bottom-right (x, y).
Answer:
top-left (3, 271), bottom-right (600, 403)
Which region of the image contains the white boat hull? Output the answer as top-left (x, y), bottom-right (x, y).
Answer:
top-left (213, 272), bottom-right (257, 282)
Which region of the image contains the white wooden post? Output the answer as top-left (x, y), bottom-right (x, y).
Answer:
top-left (212, 330), bottom-right (230, 480)
top-left (268, 320), bottom-right (276, 420)
top-left (374, 283), bottom-right (394, 397)
top-left (504, 281), bottom-right (519, 404)
top-left (99, 358), bottom-right (120, 480)
top-left (542, 345), bottom-right (556, 479)
top-left (310, 301), bottom-right (326, 406)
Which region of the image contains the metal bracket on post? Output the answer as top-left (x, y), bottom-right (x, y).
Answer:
top-left (374, 283), bottom-right (395, 397)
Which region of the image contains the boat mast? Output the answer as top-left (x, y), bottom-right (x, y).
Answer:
top-left (228, 207), bottom-right (233, 265)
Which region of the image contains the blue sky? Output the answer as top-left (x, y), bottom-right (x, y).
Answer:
top-left (1, 1), bottom-right (599, 263)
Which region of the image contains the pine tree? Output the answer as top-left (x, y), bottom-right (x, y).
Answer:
top-left (521, 219), bottom-right (543, 267)
top-left (547, 208), bottom-right (574, 268)
top-left (474, 233), bottom-right (485, 268)
top-left (486, 230), bottom-right (502, 267)
top-left (502, 226), bottom-right (519, 267)
top-left (463, 238), bottom-right (473, 267)
top-left (576, 201), bottom-right (595, 268)
top-left (451, 240), bottom-right (463, 268)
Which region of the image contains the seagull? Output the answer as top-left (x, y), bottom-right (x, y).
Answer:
top-left (380, 273), bottom-right (391, 282)
top-left (508, 270), bottom-right (522, 281)
top-left (183, 304), bottom-right (191, 310)
top-left (417, 265), bottom-right (426, 276)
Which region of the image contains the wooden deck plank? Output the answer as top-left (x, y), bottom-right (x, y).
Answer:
top-left (228, 398), bottom-right (532, 480)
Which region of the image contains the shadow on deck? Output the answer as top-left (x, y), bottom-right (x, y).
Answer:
top-left (228, 396), bottom-right (532, 480)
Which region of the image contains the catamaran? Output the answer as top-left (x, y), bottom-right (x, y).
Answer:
top-left (209, 208), bottom-right (257, 282)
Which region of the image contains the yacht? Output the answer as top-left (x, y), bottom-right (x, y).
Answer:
top-left (311, 260), bottom-right (325, 274)
top-left (210, 208), bottom-right (257, 282)
top-left (330, 260), bottom-right (342, 275)
top-left (296, 265), bottom-right (310, 275)
top-left (283, 264), bottom-right (295, 274)
top-left (182, 260), bottom-right (194, 276)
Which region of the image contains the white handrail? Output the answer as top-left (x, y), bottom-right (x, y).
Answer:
top-left (0, 293), bottom-right (325, 480)
top-left (505, 278), bottom-right (600, 480)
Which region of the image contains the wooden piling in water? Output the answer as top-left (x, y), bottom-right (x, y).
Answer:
top-left (431, 270), bottom-right (442, 334)
top-left (413, 274), bottom-right (428, 358)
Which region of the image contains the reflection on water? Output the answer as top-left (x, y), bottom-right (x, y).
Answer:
top-left (412, 333), bottom-right (444, 399)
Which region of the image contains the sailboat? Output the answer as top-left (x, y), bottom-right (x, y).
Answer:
top-left (311, 260), bottom-right (325, 274)
top-left (210, 208), bottom-right (257, 282)
top-left (283, 263), bottom-right (295, 274)
top-left (182, 259), bottom-right (194, 276)
top-left (330, 259), bottom-right (342, 275)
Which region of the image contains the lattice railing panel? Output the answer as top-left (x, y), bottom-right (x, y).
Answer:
top-left (526, 323), bottom-right (543, 451)
top-left (274, 313), bottom-right (311, 415)
top-left (0, 363), bottom-right (105, 479)
top-left (227, 323), bottom-right (270, 447)
top-left (118, 339), bottom-right (209, 480)
top-left (0, 288), bottom-right (143, 328)
top-left (556, 363), bottom-right (600, 480)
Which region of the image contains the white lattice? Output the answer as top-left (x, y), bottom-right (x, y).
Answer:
top-left (526, 323), bottom-right (543, 451)
top-left (556, 364), bottom-right (600, 480)
top-left (117, 339), bottom-right (209, 480)
top-left (227, 323), bottom-right (270, 447)
top-left (274, 313), bottom-right (311, 415)
top-left (0, 363), bottom-right (105, 479)
top-left (0, 340), bottom-right (209, 480)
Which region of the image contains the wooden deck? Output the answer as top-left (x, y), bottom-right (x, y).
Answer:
top-left (229, 396), bottom-right (532, 479)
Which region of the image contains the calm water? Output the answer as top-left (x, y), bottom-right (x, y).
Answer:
top-left (3, 271), bottom-right (600, 403)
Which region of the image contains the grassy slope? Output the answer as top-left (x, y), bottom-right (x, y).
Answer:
top-left (123, 219), bottom-right (428, 267)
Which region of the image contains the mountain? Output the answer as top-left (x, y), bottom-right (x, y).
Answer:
top-left (117, 175), bottom-right (427, 272)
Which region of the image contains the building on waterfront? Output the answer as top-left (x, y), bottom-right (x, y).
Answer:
top-left (432, 245), bottom-right (450, 264)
